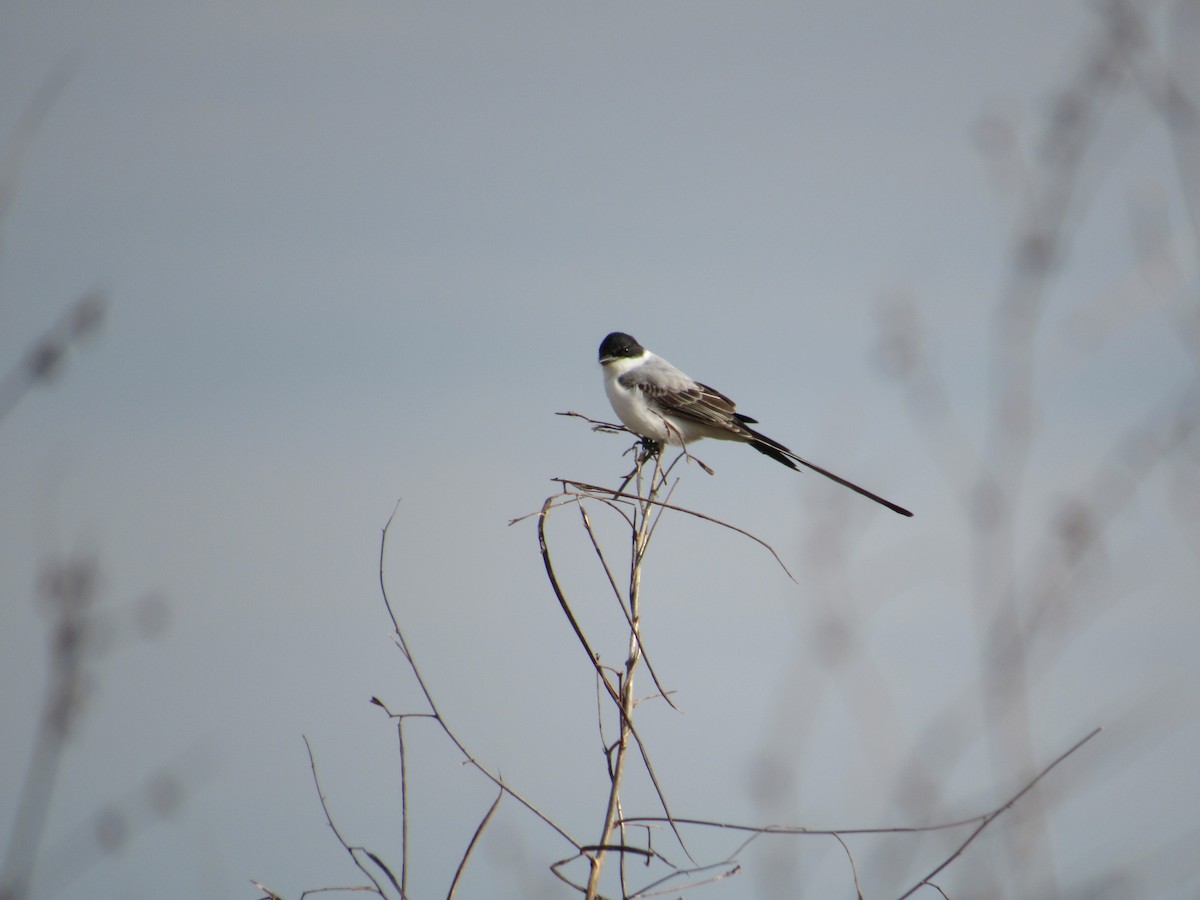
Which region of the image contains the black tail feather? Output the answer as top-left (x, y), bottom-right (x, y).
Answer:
top-left (745, 429), bottom-right (913, 517)
top-left (747, 438), bottom-right (799, 471)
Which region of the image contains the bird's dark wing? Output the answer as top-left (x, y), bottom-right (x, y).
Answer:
top-left (618, 363), bottom-right (749, 435)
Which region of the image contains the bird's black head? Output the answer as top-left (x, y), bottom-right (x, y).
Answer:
top-left (599, 332), bottom-right (644, 364)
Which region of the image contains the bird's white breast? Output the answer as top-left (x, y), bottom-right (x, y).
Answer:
top-left (602, 355), bottom-right (674, 443)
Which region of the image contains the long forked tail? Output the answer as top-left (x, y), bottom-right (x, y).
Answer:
top-left (743, 427), bottom-right (914, 517)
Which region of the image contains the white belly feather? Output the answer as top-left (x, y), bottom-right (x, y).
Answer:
top-left (603, 368), bottom-right (673, 442)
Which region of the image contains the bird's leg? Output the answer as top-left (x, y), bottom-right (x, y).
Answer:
top-left (659, 421), bottom-right (714, 476)
top-left (638, 437), bottom-right (663, 463)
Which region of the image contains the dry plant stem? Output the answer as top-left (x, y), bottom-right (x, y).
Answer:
top-left (446, 788), bottom-right (503, 900)
top-left (584, 450), bottom-right (659, 900)
top-left (654, 858), bottom-right (734, 896)
top-left (622, 860), bottom-right (742, 899)
top-left (397, 718), bottom-right (409, 898)
top-left (538, 434), bottom-right (810, 891)
top-left (249, 879), bottom-right (283, 899)
top-left (553, 479), bottom-right (795, 581)
top-left (538, 497), bottom-right (615, 706)
top-left (375, 503), bottom-right (583, 884)
top-left (536, 494), bottom-right (686, 861)
top-left (893, 726), bottom-right (1100, 899)
top-left (831, 832), bottom-right (864, 900)
top-left (301, 735), bottom-right (393, 898)
top-left (617, 795), bottom-right (630, 899)
top-left (576, 501), bottom-right (677, 711)
top-left (618, 726), bottom-right (1099, 894)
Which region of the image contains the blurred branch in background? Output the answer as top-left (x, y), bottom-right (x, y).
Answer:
top-left (0, 291), bottom-right (107, 425)
top-left (0, 61), bottom-right (106, 427)
top-left (0, 58), bottom-right (76, 267)
top-left (0, 557), bottom-right (101, 900)
top-left (1, 69), bottom-right (190, 900)
top-left (744, 0), bottom-right (1200, 896)
top-left (0, 559), bottom-right (182, 900)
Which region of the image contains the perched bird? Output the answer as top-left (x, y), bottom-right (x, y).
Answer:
top-left (598, 331), bottom-right (912, 517)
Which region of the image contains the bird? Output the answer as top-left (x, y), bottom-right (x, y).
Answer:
top-left (598, 331), bottom-right (913, 517)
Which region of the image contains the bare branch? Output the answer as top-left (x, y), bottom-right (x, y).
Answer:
top-left (556, 409), bottom-right (630, 436)
top-left (397, 717), bottom-right (408, 898)
top-left (554, 479), bottom-right (796, 582)
top-left (301, 735), bottom-right (386, 898)
top-left (575, 500), bottom-right (678, 712)
top-left (831, 831), bottom-right (864, 900)
top-left (626, 858), bottom-right (743, 898)
top-left (615, 727), bottom-right (1099, 893)
top-left (376, 508), bottom-right (582, 852)
top-left (538, 496), bottom-right (621, 709)
top-left (446, 788), bottom-right (503, 900)
top-left (249, 879), bottom-right (285, 900)
top-left (894, 727), bottom-right (1102, 899)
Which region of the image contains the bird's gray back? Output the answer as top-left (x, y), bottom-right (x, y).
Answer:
top-left (617, 353), bottom-right (695, 394)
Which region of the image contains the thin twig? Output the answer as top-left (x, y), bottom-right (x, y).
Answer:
top-left (660, 420), bottom-right (715, 475)
top-left (376, 508), bottom-right (582, 852)
top-left (894, 726), bottom-right (1102, 899)
top-left (555, 479), bottom-right (796, 582)
top-left (249, 879), bottom-right (284, 900)
top-left (300, 886), bottom-right (380, 897)
top-left (375, 503), bottom-right (413, 898)
top-left (575, 501), bottom-right (679, 712)
top-left (831, 831), bottom-right (864, 900)
top-left (642, 457), bottom-right (684, 550)
top-left (362, 851), bottom-right (402, 899)
top-left (301, 735), bottom-right (386, 898)
top-left (538, 497), bottom-right (620, 708)
top-left (556, 409), bottom-right (629, 435)
top-left (627, 859), bottom-right (743, 898)
top-left (397, 718), bottom-right (408, 899)
top-left (614, 727), bottom-right (1099, 893)
top-left (623, 726), bottom-right (1100, 845)
top-left (446, 787), bottom-right (503, 900)
top-left (577, 502), bottom-right (625, 606)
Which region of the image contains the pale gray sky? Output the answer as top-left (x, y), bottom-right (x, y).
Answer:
top-left (2, 2), bottom-right (1198, 898)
